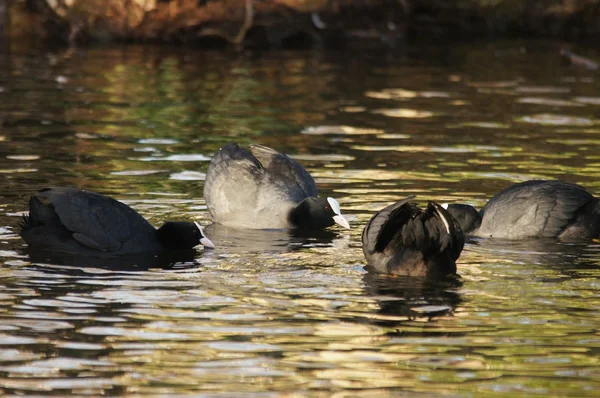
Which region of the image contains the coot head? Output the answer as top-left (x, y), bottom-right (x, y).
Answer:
top-left (443, 204), bottom-right (481, 234)
top-left (289, 197), bottom-right (350, 230)
top-left (156, 221), bottom-right (215, 250)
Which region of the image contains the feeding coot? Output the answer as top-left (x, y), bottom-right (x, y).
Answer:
top-left (19, 187), bottom-right (214, 256)
top-left (203, 143), bottom-right (350, 230)
top-left (362, 197), bottom-right (464, 276)
top-left (444, 180), bottom-right (600, 240)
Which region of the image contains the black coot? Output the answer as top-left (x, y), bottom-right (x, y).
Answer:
top-left (20, 188), bottom-right (214, 255)
top-left (203, 143), bottom-right (350, 230)
top-left (362, 197), bottom-right (464, 276)
top-left (444, 180), bottom-right (600, 240)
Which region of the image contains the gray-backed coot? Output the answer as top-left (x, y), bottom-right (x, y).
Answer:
top-left (203, 143), bottom-right (350, 230)
top-left (20, 188), bottom-right (214, 255)
top-left (444, 180), bottom-right (600, 240)
top-left (362, 197), bottom-right (464, 276)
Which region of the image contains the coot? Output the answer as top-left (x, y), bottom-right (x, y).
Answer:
top-left (362, 197), bottom-right (464, 276)
top-left (444, 180), bottom-right (600, 240)
top-left (203, 143), bottom-right (350, 230)
top-left (20, 188), bottom-right (214, 255)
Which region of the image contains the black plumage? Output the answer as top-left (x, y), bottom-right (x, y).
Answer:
top-left (362, 197), bottom-right (464, 276)
top-left (20, 188), bottom-right (214, 256)
top-left (445, 180), bottom-right (600, 240)
top-left (203, 143), bottom-right (349, 230)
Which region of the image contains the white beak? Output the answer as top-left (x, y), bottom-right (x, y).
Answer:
top-left (333, 215), bottom-right (350, 229)
top-left (199, 236), bottom-right (215, 249)
top-left (194, 221), bottom-right (215, 249)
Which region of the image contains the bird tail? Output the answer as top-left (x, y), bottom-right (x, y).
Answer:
top-left (19, 194), bottom-right (50, 235)
top-left (18, 214), bottom-right (32, 234)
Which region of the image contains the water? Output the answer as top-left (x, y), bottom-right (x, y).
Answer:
top-left (1, 42), bottom-right (600, 396)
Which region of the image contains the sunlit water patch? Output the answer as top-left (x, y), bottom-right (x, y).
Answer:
top-left (517, 114), bottom-right (595, 126)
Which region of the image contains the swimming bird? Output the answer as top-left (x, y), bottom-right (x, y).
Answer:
top-left (20, 187), bottom-right (214, 255)
top-left (362, 197), bottom-right (464, 276)
top-left (444, 180), bottom-right (600, 240)
top-left (203, 143), bottom-right (350, 230)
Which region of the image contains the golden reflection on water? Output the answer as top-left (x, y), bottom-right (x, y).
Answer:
top-left (0, 43), bottom-right (600, 396)
top-left (372, 108), bottom-right (436, 118)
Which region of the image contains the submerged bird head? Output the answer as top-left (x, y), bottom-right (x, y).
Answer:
top-left (442, 203), bottom-right (482, 234)
top-left (157, 221), bottom-right (215, 250)
top-left (289, 197), bottom-right (350, 230)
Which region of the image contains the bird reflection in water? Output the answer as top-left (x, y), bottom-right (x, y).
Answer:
top-left (203, 223), bottom-right (338, 253)
top-left (24, 247), bottom-right (201, 272)
top-left (466, 237), bottom-right (600, 278)
top-left (362, 272), bottom-right (463, 325)
top-left (21, 224), bottom-right (340, 272)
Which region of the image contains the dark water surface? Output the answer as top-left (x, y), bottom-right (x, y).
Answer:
top-left (1, 42), bottom-right (600, 396)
